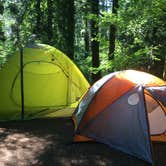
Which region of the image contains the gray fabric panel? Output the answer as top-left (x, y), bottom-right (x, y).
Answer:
top-left (146, 86), bottom-right (166, 107)
top-left (79, 86), bottom-right (152, 163)
top-left (75, 72), bottom-right (119, 125)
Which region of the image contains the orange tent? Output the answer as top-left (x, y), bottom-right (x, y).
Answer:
top-left (72, 70), bottom-right (166, 164)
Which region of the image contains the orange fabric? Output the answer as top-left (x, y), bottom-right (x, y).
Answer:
top-left (79, 76), bottom-right (135, 129)
top-left (151, 133), bottom-right (166, 143)
top-left (74, 134), bottom-right (94, 142)
top-left (121, 70), bottom-right (166, 87)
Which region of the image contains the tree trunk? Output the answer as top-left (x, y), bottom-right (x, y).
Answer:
top-left (84, 18), bottom-right (90, 57)
top-left (65, 0), bottom-right (75, 60)
top-left (55, 0), bottom-right (75, 60)
top-left (90, 0), bottom-right (101, 82)
top-left (149, 60), bottom-right (165, 79)
top-left (84, 1), bottom-right (90, 57)
top-left (0, 2), bottom-right (5, 42)
top-left (109, 24), bottom-right (116, 60)
top-left (47, 0), bottom-right (53, 43)
top-left (108, 0), bottom-right (118, 60)
top-left (34, 0), bottom-right (41, 36)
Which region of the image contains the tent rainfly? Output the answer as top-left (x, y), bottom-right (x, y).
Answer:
top-left (0, 44), bottom-right (89, 120)
top-left (73, 70), bottom-right (166, 164)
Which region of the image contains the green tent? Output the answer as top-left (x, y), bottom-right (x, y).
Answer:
top-left (0, 44), bottom-right (89, 120)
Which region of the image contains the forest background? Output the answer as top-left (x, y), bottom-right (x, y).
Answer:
top-left (0, 0), bottom-right (165, 83)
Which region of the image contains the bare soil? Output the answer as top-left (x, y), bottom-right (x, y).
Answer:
top-left (0, 118), bottom-right (165, 166)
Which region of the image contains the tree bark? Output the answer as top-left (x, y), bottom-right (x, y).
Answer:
top-left (65, 0), bottom-right (75, 60)
top-left (108, 0), bottom-right (118, 60)
top-left (35, 0), bottom-right (41, 36)
top-left (0, 2), bottom-right (4, 14)
top-left (84, 1), bottom-right (90, 57)
top-left (149, 60), bottom-right (165, 79)
top-left (90, 0), bottom-right (101, 82)
top-left (0, 2), bottom-right (5, 41)
top-left (55, 0), bottom-right (75, 59)
top-left (47, 0), bottom-right (53, 43)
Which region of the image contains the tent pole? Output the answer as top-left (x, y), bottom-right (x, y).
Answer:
top-left (20, 47), bottom-right (24, 120)
top-left (16, 22), bottom-right (24, 120)
top-left (15, 1), bottom-right (28, 120)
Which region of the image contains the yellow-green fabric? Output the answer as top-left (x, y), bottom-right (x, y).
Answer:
top-left (0, 44), bottom-right (89, 120)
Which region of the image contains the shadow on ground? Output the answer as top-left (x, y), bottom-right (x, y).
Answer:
top-left (0, 118), bottom-right (165, 166)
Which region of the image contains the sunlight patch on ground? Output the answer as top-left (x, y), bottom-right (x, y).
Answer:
top-left (0, 130), bottom-right (52, 166)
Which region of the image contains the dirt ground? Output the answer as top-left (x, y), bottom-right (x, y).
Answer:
top-left (0, 118), bottom-right (165, 166)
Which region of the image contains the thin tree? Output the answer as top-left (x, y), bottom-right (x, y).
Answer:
top-left (90, 0), bottom-right (101, 82)
top-left (10, 0), bottom-right (28, 120)
top-left (65, 0), bottom-right (75, 60)
top-left (34, 0), bottom-right (41, 37)
top-left (84, 17), bottom-right (90, 57)
top-left (47, 0), bottom-right (53, 43)
top-left (0, 2), bottom-right (5, 42)
top-left (54, 0), bottom-right (75, 59)
top-left (84, 0), bottom-right (90, 57)
top-left (108, 0), bottom-right (118, 60)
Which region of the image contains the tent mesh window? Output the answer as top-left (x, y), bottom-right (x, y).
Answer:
top-left (145, 94), bottom-right (166, 136)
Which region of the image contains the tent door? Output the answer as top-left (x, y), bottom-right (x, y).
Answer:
top-left (145, 94), bottom-right (166, 135)
top-left (11, 61), bottom-right (68, 108)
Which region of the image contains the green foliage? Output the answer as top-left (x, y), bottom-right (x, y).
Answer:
top-left (0, 0), bottom-right (76, 64)
top-left (97, 0), bottom-right (165, 77)
top-left (0, 0), bottom-right (30, 64)
top-left (0, 0), bottom-right (165, 80)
